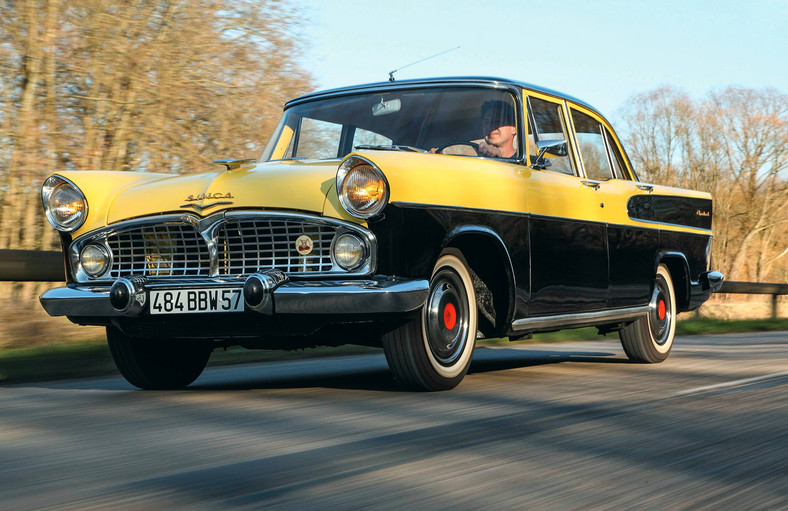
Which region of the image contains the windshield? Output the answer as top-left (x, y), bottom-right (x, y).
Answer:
top-left (260, 87), bottom-right (521, 161)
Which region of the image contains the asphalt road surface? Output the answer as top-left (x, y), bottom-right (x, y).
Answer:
top-left (2, 331), bottom-right (787, 510)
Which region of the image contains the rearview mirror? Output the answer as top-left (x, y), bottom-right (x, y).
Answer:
top-left (372, 98), bottom-right (401, 116)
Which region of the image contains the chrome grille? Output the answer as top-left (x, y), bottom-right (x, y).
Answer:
top-left (106, 224), bottom-right (210, 278)
top-left (216, 218), bottom-right (335, 275)
top-left (77, 212), bottom-right (373, 282)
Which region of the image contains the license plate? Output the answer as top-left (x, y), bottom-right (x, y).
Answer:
top-left (149, 288), bottom-right (244, 315)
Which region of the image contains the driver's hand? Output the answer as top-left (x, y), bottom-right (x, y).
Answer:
top-left (477, 141), bottom-right (502, 157)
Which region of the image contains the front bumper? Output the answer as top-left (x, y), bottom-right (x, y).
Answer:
top-left (40, 276), bottom-right (429, 318)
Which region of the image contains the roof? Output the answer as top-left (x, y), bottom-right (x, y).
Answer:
top-left (285, 76), bottom-right (604, 119)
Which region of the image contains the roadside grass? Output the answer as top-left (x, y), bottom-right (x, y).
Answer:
top-left (1, 317), bottom-right (786, 384)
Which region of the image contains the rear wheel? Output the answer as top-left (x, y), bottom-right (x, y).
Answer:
top-left (383, 249), bottom-right (478, 391)
top-left (107, 327), bottom-right (212, 389)
top-left (619, 264), bottom-right (677, 363)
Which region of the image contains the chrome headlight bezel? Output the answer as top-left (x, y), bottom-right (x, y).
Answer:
top-left (336, 156), bottom-right (389, 219)
top-left (41, 175), bottom-right (88, 232)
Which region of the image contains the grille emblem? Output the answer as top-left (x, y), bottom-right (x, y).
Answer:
top-left (180, 201), bottom-right (233, 211)
top-left (296, 235), bottom-right (314, 255)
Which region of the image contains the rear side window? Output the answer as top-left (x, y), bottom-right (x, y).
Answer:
top-left (571, 109), bottom-right (614, 180)
top-left (527, 96), bottom-right (575, 175)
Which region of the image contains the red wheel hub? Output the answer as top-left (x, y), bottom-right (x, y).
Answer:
top-left (443, 302), bottom-right (457, 330)
top-left (658, 299), bottom-right (666, 320)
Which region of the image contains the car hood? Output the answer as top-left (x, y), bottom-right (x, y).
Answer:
top-left (106, 160), bottom-right (341, 225)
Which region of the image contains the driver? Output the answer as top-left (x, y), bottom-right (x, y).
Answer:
top-left (430, 99), bottom-right (518, 158)
top-left (477, 99), bottom-right (517, 158)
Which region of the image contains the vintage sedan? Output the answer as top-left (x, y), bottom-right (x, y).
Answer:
top-left (40, 77), bottom-right (723, 390)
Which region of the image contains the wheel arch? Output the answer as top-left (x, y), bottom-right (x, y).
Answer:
top-left (442, 226), bottom-right (516, 338)
top-left (656, 251), bottom-right (690, 311)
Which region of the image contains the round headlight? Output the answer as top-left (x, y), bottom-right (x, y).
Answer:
top-left (333, 234), bottom-right (365, 270)
top-left (80, 244), bottom-right (110, 277)
top-left (42, 175), bottom-right (88, 232)
top-left (337, 156), bottom-right (389, 219)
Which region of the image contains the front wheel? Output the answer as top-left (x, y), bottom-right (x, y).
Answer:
top-left (619, 264), bottom-right (677, 363)
top-left (382, 249), bottom-right (478, 391)
top-left (107, 327), bottom-right (212, 389)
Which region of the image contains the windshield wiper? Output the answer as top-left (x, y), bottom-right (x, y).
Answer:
top-left (354, 144), bottom-right (427, 153)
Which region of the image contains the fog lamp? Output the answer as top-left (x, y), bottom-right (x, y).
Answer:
top-left (333, 234), bottom-right (365, 270)
top-left (80, 244), bottom-right (109, 277)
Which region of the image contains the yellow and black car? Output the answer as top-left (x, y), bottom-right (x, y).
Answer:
top-left (40, 77), bottom-right (723, 391)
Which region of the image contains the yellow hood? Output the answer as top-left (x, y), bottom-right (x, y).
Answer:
top-left (56, 160), bottom-right (352, 239)
top-left (106, 160), bottom-right (340, 224)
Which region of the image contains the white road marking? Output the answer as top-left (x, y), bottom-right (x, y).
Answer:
top-left (674, 370), bottom-right (788, 396)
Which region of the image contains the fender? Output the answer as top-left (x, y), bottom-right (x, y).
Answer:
top-left (443, 224), bottom-right (517, 334)
top-left (656, 250), bottom-right (691, 309)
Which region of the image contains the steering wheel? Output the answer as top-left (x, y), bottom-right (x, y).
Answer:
top-left (433, 141), bottom-right (480, 155)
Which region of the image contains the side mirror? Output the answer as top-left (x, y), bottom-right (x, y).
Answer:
top-left (531, 139), bottom-right (568, 170)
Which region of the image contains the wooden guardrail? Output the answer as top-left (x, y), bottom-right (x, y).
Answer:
top-left (0, 249), bottom-right (65, 281)
top-left (718, 281), bottom-right (788, 319)
top-left (0, 250), bottom-right (785, 317)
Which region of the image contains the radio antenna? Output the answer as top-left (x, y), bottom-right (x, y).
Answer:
top-left (388, 46), bottom-right (460, 82)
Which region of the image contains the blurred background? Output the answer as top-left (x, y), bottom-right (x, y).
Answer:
top-left (0, 0), bottom-right (785, 353)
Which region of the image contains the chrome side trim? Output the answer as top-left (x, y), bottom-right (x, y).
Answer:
top-left (510, 306), bottom-right (649, 332)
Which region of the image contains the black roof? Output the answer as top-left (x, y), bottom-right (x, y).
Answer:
top-left (285, 76), bottom-right (604, 119)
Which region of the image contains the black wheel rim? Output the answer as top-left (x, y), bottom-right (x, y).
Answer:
top-left (425, 268), bottom-right (469, 366)
top-left (648, 274), bottom-right (672, 345)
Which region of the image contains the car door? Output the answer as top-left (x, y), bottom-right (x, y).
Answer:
top-left (524, 92), bottom-right (609, 315)
top-left (565, 104), bottom-right (657, 308)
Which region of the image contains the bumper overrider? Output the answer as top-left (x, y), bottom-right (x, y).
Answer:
top-left (40, 271), bottom-right (429, 318)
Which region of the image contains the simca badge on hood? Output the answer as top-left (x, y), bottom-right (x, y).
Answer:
top-left (295, 235), bottom-right (314, 255)
top-left (184, 192), bottom-right (234, 202)
top-left (180, 192), bottom-right (234, 211)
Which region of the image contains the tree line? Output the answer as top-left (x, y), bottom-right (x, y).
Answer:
top-left (0, 0), bottom-right (312, 254)
top-left (0, 1), bottom-right (785, 300)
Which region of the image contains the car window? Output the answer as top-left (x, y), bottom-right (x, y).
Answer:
top-left (571, 109), bottom-right (614, 181)
top-left (527, 96), bottom-right (574, 175)
top-left (290, 118), bottom-right (343, 159)
top-left (263, 88), bottom-right (520, 161)
top-left (604, 128), bottom-right (631, 180)
top-left (352, 128), bottom-right (392, 148)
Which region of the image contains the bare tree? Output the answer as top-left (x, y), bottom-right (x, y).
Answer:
top-left (0, 0), bottom-right (314, 304)
top-left (618, 85), bottom-right (788, 283)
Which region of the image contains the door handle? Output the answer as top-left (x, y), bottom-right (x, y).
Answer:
top-left (581, 180), bottom-right (601, 190)
top-left (636, 184), bottom-right (654, 193)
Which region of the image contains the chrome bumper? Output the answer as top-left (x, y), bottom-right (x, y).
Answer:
top-left (40, 277), bottom-right (429, 317)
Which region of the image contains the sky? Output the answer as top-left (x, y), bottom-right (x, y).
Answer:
top-left (299, 0), bottom-right (788, 121)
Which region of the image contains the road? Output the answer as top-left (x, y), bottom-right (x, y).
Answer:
top-left (2, 332), bottom-right (786, 510)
